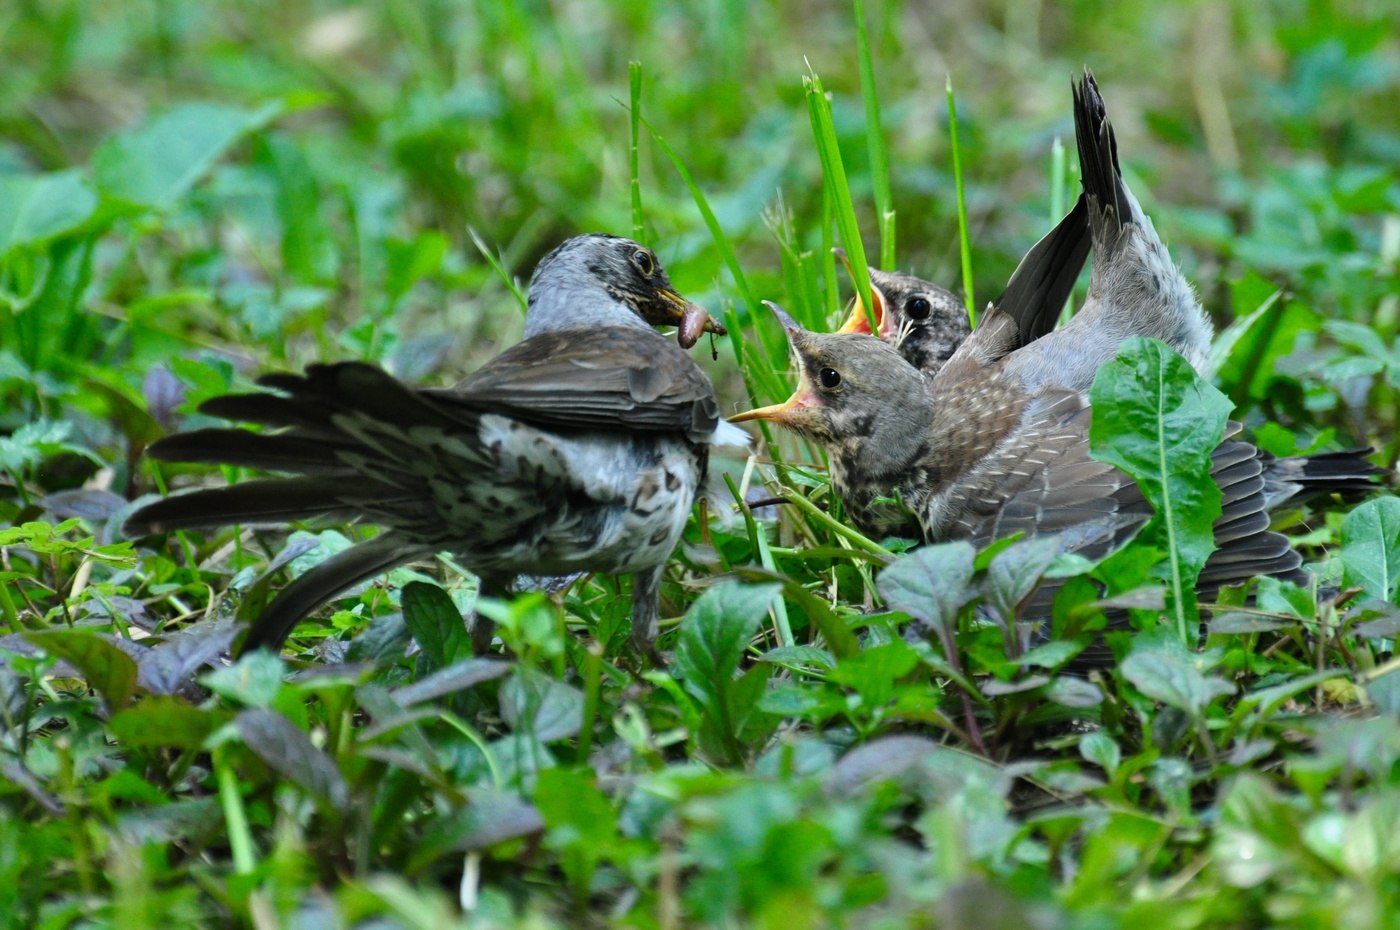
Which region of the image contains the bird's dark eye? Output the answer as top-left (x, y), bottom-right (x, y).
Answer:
top-left (632, 249), bottom-right (656, 276)
top-left (905, 296), bottom-right (932, 320)
top-left (818, 367), bottom-right (842, 389)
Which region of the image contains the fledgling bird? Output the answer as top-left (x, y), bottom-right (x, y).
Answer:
top-left (835, 194), bottom-right (1091, 379)
top-left (816, 70), bottom-right (1375, 522)
top-left (836, 70), bottom-right (1215, 395)
top-left (1000, 69), bottom-right (1216, 393)
top-left (732, 303), bottom-right (1375, 600)
top-left (125, 234), bottom-right (740, 658)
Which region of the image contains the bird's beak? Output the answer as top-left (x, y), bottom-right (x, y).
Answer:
top-left (833, 249), bottom-right (887, 336)
top-left (652, 288), bottom-right (727, 349)
top-left (729, 374), bottom-right (815, 425)
top-left (730, 301), bottom-right (819, 426)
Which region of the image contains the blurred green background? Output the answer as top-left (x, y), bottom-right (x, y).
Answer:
top-left (3, 3), bottom-right (1400, 925)
top-left (3, 0), bottom-right (1396, 436)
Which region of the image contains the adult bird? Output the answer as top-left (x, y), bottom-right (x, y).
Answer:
top-left (126, 234), bottom-right (740, 658)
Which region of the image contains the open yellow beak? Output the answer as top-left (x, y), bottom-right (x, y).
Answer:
top-left (729, 300), bottom-right (817, 425)
top-left (729, 375), bottom-right (813, 426)
top-left (832, 248), bottom-right (886, 336)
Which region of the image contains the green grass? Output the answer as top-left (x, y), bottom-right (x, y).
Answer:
top-left (2, 1), bottom-right (1400, 927)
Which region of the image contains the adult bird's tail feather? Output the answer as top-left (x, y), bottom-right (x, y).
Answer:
top-left (124, 361), bottom-right (480, 652)
top-left (237, 533), bottom-right (425, 655)
top-left (124, 478), bottom-right (365, 534)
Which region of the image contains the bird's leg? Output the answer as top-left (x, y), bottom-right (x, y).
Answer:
top-left (470, 574), bottom-right (511, 654)
top-left (629, 565), bottom-right (665, 665)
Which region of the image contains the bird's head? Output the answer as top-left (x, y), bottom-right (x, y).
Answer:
top-left (731, 301), bottom-right (932, 456)
top-left (834, 255), bottom-right (970, 376)
top-left (526, 234), bottom-right (725, 348)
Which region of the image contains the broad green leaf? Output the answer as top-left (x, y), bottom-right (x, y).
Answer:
top-left (384, 232), bottom-right (448, 305)
top-left (407, 786), bottom-right (543, 872)
top-left (1090, 337), bottom-right (1232, 643)
top-left (1207, 612), bottom-right (1294, 634)
top-left (1120, 632), bottom-right (1234, 717)
top-left (0, 170), bottom-right (97, 256)
top-left (391, 657), bottom-right (512, 707)
top-left (93, 101), bottom-right (280, 211)
top-left (829, 641), bottom-right (918, 708)
top-left (136, 623), bottom-right (239, 695)
top-left (0, 420), bottom-right (102, 474)
top-left (233, 708), bottom-right (349, 811)
top-left (876, 540), bottom-right (977, 653)
top-left (533, 767), bottom-right (617, 898)
top-left (1254, 576), bottom-right (1315, 617)
top-left (201, 651), bottom-right (286, 708)
top-left (499, 667), bottom-right (583, 742)
top-left (1079, 731), bottom-right (1121, 776)
top-left (1045, 676), bottom-right (1103, 708)
top-left (826, 735), bottom-right (941, 793)
top-left (27, 630), bottom-right (138, 712)
top-left (984, 535), bottom-right (1063, 622)
top-left (1341, 496), bottom-right (1400, 602)
top-left (401, 581), bottom-right (470, 672)
top-left (674, 580), bottom-right (780, 750)
top-left (110, 697), bottom-right (223, 750)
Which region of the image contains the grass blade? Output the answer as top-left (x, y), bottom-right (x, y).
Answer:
top-left (467, 227), bottom-right (528, 315)
top-left (628, 61), bottom-right (645, 242)
top-left (853, 0), bottom-right (895, 269)
top-left (946, 75), bottom-right (976, 324)
top-left (805, 67), bottom-right (876, 334)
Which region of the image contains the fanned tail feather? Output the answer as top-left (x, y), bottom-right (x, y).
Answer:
top-left (237, 534), bottom-right (426, 654)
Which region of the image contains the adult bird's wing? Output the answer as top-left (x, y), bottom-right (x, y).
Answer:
top-left (440, 327), bottom-right (720, 442)
top-left (992, 193), bottom-right (1091, 344)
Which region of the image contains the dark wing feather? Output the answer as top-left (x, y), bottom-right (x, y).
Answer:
top-left (442, 328), bottom-right (718, 440)
top-left (125, 478), bottom-right (369, 534)
top-left (993, 193), bottom-right (1091, 343)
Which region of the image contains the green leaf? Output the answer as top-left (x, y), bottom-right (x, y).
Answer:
top-left (233, 709), bottom-right (349, 812)
top-left (109, 697), bottom-right (222, 750)
top-left (983, 535), bottom-right (1063, 623)
top-left (391, 657), bottom-right (512, 707)
top-left (1341, 496), bottom-right (1400, 602)
top-left (829, 641), bottom-right (919, 708)
top-left (1080, 730), bottom-right (1122, 776)
top-left (876, 540), bottom-right (977, 656)
top-left (93, 102), bottom-right (280, 211)
top-left (401, 581), bottom-right (470, 673)
top-left (384, 231), bottom-right (448, 305)
top-left (201, 651), bottom-right (286, 708)
top-left (0, 170), bottom-right (97, 256)
top-left (0, 420), bottom-right (102, 474)
top-left (1120, 632), bottom-right (1234, 717)
top-left (499, 667), bottom-right (583, 743)
top-left (26, 630), bottom-right (138, 712)
top-left (533, 767), bottom-right (618, 900)
top-left (1090, 337), bottom-right (1233, 643)
top-left (674, 580), bottom-right (780, 755)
